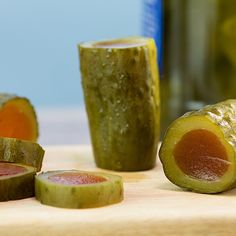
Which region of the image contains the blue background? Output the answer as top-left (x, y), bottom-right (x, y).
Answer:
top-left (0, 0), bottom-right (142, 107)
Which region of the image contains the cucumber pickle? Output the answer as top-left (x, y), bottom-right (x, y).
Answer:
top-left (0, 163), bottom-right (36, 201)
top-left (160, 99), bottom-right (236, 193)
top-left (79, 36), bottom-right (160, 171)
top-left (35, 170), bottom-right (123, 208)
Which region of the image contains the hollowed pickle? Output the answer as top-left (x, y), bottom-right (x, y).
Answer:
top-left (0, 137), bottom-right (45, 172)
top-left (35, 170), bottom-right (123, 209)
top-left (159, 99), bottom-right (236, 193)
top-left (79, 37), bottom-right (160, 171)
top-left (0, 163), bottom-right (36, 201)
top-left (0, 93), bottom-right (38, 142)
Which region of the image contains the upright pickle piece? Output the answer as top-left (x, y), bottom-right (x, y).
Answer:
top-left (0, 163), bottom-right (36, 201)
top-left (0, 93), bottom-right (39, 142)
top-left (159, 100), bottom-right (236, 193)
top-left (0, 137), bottom-right (45, 171)
top-left (35, 170), bottom-right (123, 209)
top-left (79, 37), bottom-right (160, 171)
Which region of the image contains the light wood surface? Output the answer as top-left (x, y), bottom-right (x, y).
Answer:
top-left (1, 145), bottom-right (236, 236)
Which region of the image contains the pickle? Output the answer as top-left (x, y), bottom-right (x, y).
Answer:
top-left (0, 163), bottom-right (36, 201)
top-left (0, 93), bottom-right (39, 141)
top-left (159, 99), bottom-right (236, 193)
top-left (35, 170), bottom-right (123, 208)
top-left (0, 137), bottom-right (44, 171)
top-left (79, 36), bottom-right (160, 171)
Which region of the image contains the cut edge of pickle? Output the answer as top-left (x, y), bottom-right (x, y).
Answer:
top-left (160, 115), bottom-right (236, 193)
top-left (0, 137), bottom-right (45, 172)
top-left (35, 170), bottom-right (124, 209)
top-left (0, 163), bottom-right (36, 201)
top-left (79, 36), bottom-right (152, 49)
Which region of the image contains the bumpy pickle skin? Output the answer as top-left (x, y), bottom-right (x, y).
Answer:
top-left (35, 170), bottom-right (123, 209)
top-left (0, 137), bottom-right (45, 171)
top-left (0, 163), bottom-right (36, 201)
top-left (159, 99), bottom-right (236, 193)
top-left (79, 36), bottom-right (160, 171)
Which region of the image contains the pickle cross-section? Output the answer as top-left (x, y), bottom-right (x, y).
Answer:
top-left (159, 99), bottom-right (236, 193)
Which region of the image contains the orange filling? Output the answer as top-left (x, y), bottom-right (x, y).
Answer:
top-left (173, 129), bottom-right (229, 181)
top-left (0, 163), bottom-right (26, 176)
top-left (48, 172), bottom-right (107, 185)
top-left (0, 103), bottom-right (33, 141)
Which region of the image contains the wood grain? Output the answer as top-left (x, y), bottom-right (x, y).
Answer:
top-left (0, 145), bottom-right (236, 236)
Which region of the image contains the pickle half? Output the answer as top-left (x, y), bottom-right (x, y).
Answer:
top-left (35, 170), bottom-right (123, 208)
top-left (0, 137), bottom-right (45, 171)
top-left (0, 93), bottom-right (39, 141)
top-left (0, 163), bottom-right (36, 201)
top-left (79, 36), bottom-right (160, 171)
top-left (159, 100), bottom-right (236, 193)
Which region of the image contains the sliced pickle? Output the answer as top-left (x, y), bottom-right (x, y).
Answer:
top-left (0, 93), bottom-right (39, 141)
top-left (159, 99), bottom-right (236, 193)
top-left (35, 170), bottom-right (123, 208)
top-left (0, 137), bottom-right (45, 171)
top-left (0, 163), bottom-right (36, 201)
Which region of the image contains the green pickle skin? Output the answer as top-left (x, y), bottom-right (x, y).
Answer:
top-left (35, 170), bottom-right (123, 209)
top-left (0, 164), bottom-right (36, 201)
top-left (160, 99), bottom-right (236, 193)
top-left (0, 137), bottom-right (45, 172)
top-left (79, 37), bottom-right (160, 171)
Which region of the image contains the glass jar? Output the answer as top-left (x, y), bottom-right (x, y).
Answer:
top-left (144, 0), bottom-right (236, 134)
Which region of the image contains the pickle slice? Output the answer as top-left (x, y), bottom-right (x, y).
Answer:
top-left (0, 137), bottom-right (45, 171)
top-left (0, 93), bottom-right (39, 142)
top-left (35, 170), bottom-right (123, 208)
top-left (159, 99), bottom-right (236, 193)
top-left (79, 36), bottom-right (160, 171)
top-left (0, 163), bottom-right (36, 201)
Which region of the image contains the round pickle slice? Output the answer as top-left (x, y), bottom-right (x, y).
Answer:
top-left (159, 99), bottom-right (236, 193)
top-left (0, 163), bottom-right (36, 201)
top-left (0, 93), bottom-right (39, 142)
top-left (35, 170), bottom-right (123, 208)
top-left (0, 137), bottom-right (45, 171)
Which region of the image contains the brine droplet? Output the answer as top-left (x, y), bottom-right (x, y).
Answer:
top-left (122, 106), bottom-right (127, 112)
top-left (120, 124), bottom-right (129, 135)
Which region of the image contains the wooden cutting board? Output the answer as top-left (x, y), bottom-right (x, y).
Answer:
top-left (1, 145), bottom-right (236, 236)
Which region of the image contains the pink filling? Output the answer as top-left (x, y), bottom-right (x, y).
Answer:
top-left (48, 172), bottom-right (107, 185)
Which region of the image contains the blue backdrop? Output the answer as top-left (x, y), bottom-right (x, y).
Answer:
top-left (0, 0), bottom-right (142, 107)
